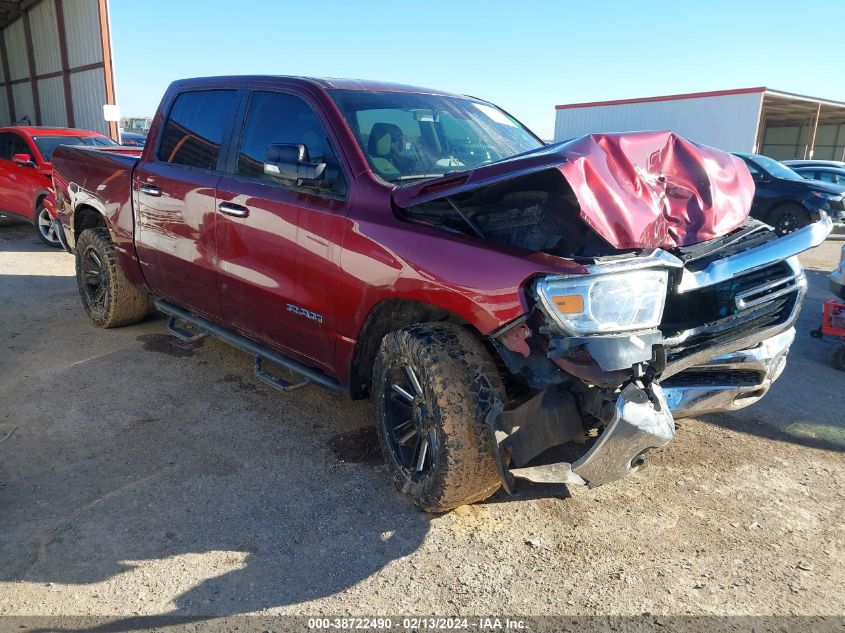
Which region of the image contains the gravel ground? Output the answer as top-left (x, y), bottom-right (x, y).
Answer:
top-left (0, 217), bottom-right (843, 627)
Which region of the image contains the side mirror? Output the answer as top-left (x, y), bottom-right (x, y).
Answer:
top-left (12, 153), bottom-right (35, 167)
top-left (263, 143), bottom-right (337, 189)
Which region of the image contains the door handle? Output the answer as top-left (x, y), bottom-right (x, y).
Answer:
top-left (140, 184), bottom-right (161, 197)
top-left (218, 201), bottom-right (249, 218)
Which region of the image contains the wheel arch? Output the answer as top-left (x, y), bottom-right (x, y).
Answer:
top-left (33, 188), bottom-right (51, 221)
top-left (348, 297), bottom-right (497, 400)
top-left (73, 204), bottom-right (108, 241)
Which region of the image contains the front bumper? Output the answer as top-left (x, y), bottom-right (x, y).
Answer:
top-left (663, 327), bottom-right (794, 418)
top-left (488, 324), bottom-right (797, 493)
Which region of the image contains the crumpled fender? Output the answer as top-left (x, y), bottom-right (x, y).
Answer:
top-left (392, 131), bottom-right (753, 250)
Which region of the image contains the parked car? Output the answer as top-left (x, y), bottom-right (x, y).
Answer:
top-left (782, 159), bottom-right (845, 186)
top-left (50, 76), bottom-right (831, 511)
top-left (0, 126), bottom-right (118, 246)
top-left (733, 153), bottom-right (845, 236)
top-left (120, 131), bottom-right (147, 147)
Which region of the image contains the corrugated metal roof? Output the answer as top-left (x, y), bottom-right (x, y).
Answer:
top-left (556, 87), bottom-right (845, 110)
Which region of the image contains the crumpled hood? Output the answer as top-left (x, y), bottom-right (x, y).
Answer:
top-left (392, 131), bottom-right (754, 249)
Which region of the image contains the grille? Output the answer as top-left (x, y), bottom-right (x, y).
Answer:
top-left (662, 370), bottom-right (763, 388)
top-left (662, 261), bottom-right (799, 364)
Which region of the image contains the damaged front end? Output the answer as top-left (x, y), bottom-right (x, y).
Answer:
top-left (488, 216), bottom-right (830, 492)
top-left (394, 131), bottom-right (832, 493)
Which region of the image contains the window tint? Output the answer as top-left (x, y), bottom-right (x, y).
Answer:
top-left (237, 91), bottom-right (341, 189)
top-left (817, 171), bottom-right (837, 183)
top-left (158, 90), bottom-right (237, 169)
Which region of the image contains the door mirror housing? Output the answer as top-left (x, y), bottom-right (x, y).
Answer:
top-left (12, 153), bottom-right (35, 167)
top-left (263, 143), bottom-right (337, 190)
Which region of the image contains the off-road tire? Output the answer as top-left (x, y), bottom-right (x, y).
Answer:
top-left (767, 204), bottom-right (810, 237)
top-left (75, 227), bottom-right (148, 328)
top-left (372, 322), bottom-right (505, 512)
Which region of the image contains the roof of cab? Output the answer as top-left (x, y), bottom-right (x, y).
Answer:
top-left (170, 75), bottom-right (465, 98)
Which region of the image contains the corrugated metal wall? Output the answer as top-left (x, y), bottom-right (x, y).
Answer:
top-left (554, 92), bottom-right (764, 153)
top-left (30, 0), bottom-right (61, 75)
top-left (0, 0), bottom-right (113, 135)
top-left (5, 20), bottom-right (27, 81)
top-left (762, 123), bottom-right (845, 161)
top-left (70, 68), bottom-right (106, 132)
top-left (63, 0), bottom-right (103, 68)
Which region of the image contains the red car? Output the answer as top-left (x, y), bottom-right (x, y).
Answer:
top-left (0, 126), bottom-right (118, 246)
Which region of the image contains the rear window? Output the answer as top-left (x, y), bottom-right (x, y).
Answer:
top-left (158, 90), bottom-right (237, 170)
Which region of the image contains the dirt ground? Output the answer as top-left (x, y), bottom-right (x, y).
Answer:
top-left (0, 217), bottom-right (843, 626)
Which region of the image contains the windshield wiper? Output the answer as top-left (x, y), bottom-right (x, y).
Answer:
top-left (392, 174), bottom-right (447, 182)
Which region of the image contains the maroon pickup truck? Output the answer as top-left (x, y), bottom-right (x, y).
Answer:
top-left (50, 76), bottom-right (831, 511)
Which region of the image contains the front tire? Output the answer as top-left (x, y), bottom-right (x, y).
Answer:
top-left (35, 201), bottom-right (61, 248)
top-left (75, 227), bottom-right (148, 328)
top-left (767, 204), bottom-right (810, 237)
top-left (372, 323), bottom-right (505, 512)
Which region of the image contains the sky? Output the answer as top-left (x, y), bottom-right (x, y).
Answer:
top-left (110, 0), bottom-right (844, 140)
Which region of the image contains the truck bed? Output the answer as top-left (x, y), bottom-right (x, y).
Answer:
top-left (51, 145), bottom-right (141, 251)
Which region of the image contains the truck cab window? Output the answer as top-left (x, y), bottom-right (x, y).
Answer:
top-left (158, 90), bottom-right (237, 170)
top-left (237, 91), bottom-right (344, 192)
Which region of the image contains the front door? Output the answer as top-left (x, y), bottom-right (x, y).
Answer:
top-left (134, 89), bottom-right (240, 319)
top-left (0, 131), bottom-right (42, 219)
top-left (215, 90), bottom-right (349, 371)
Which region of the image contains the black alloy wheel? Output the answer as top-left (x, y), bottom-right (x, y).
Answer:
top-left (81, 246), bottom-right (108, 311)
top-left (382, 362), bottom-right (437, 478)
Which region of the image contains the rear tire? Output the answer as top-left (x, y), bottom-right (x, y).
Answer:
top-left (35, 200), bottom-right (61, 248)
top-left (372, 322), bottom-right (505, 512)
top-left (75, 227), bottom-right (148, 328)
top-left (767, 204), bottom-right (810, 237)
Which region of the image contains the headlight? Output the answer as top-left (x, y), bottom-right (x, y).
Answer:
top-left (535, 268), bottom-right (669, 335)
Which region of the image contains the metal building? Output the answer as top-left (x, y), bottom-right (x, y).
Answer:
top-left (0, 0), bottom-right (117, 137)
top-left (554, 87), bottom-right (845, 161)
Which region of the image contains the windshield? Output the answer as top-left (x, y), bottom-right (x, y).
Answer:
top-left (33, 135), bottom-right (118, 161)
top-left (746, 154), bottom-right (804, 182)
top-left (328, 90), bottom-right (543, 183)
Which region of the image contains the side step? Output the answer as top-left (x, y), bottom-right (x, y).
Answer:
top-left (154, 299), bottom-right (343, 395)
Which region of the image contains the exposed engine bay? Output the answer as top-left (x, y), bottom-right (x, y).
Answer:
top-left (401, 170), bottom-right (610, 258)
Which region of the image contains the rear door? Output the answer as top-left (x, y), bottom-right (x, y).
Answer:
top-left (134, 89), bottom-right (240, 319)
top-left (215, 89), bottom-right (350, 370)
